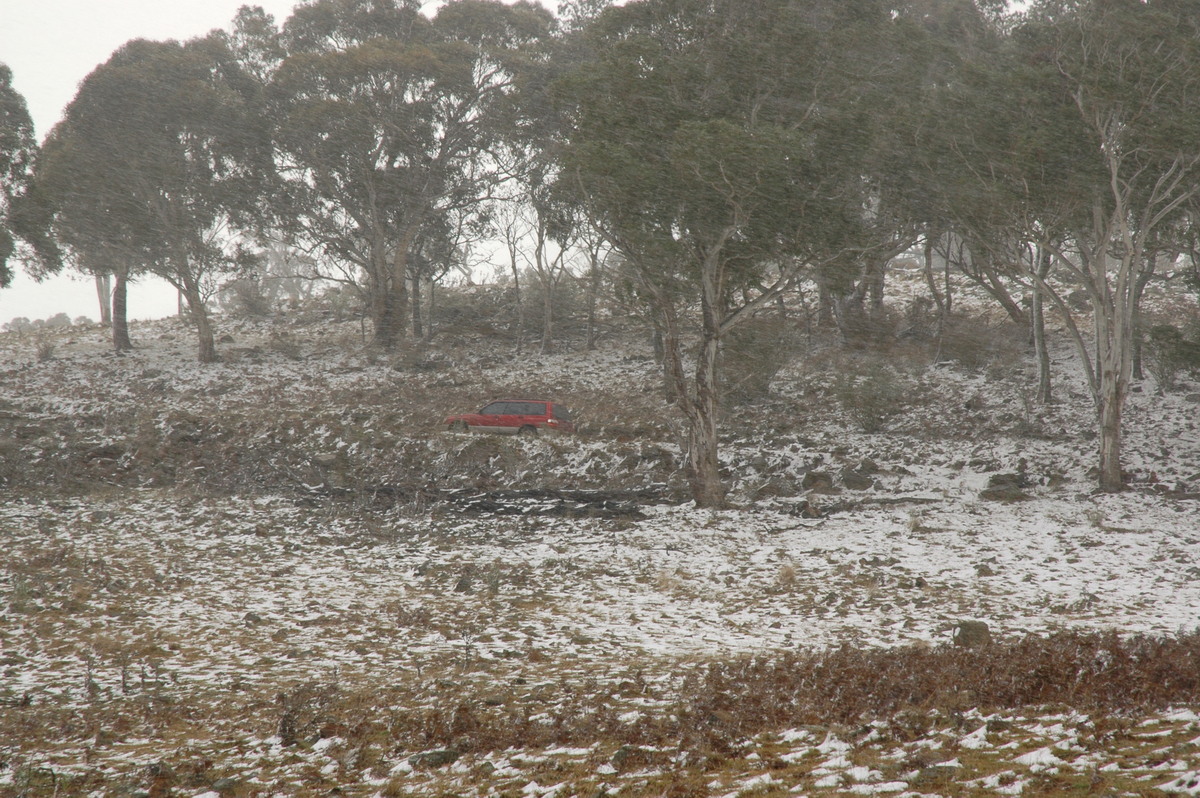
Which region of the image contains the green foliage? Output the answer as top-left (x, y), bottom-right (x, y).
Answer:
top-left (269, 0), bottom-right (554, 348)
top-left (722, 314), bottom-right (803, 405)
top-left (0, 63), bottom-right (36, 288)
top-left (1144, 323), bottom-right (1200, 392)
top-left (832, 360), bottom-right (910, 433)
top-left (24, 35), bottom-right (270, 361)
top-left (558, 0), bottom-right (910, 286)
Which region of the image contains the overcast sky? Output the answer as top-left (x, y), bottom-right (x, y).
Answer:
top-left (0, 1), bottom-right (310, 324)
top-left (1, 0), bottom-right (311, 138)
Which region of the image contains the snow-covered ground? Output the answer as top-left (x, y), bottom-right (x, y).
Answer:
top-left (1, 298), bottom-right (1198, 796)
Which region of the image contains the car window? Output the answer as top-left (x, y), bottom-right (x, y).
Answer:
top-left (516, 401), bottom-right (545, 415)
top-left (479, 402), bottom-right (506, 415)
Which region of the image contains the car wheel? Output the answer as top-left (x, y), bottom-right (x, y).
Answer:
top-left (518, 425), bottom-right (538, 437)
top-left (449, 420), bottom-right (469, 433)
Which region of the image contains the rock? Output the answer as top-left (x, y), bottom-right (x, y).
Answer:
top-left (755, 477), bottom-right (799, 498)
top-left (910, 765), bottom-right (958, 788)
top-left (84, 443), bottom-right (126, 462)
top-left (409, 749), bottom-right (460, 769)
top-left (611, 745), bottom-right (654, 772)
top-left (856, 458), bottom-right (881, 475)
top-left (981, 474), bottom-right (1030, 501)
top-left (210, 777), bottom-right (240, 794)
top-left (953, 620), bottom-right (992, 648)
top-left (842, 470), bottom-right (874, 491)
top-left (980, 484), bottom-right (1029, 502)
top-left (802, 470), bottom-right (836, 493)
top-left (1185, 393), bottom-right (1200, 404)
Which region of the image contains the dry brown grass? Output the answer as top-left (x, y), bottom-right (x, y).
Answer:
top-left (5, 630), bottom-right (1176, 766)
top-left (672, 631), bottom-right (1200, 739)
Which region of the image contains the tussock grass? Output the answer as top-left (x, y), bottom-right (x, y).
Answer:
top-left (6, 631), bottom-right (1179, 762)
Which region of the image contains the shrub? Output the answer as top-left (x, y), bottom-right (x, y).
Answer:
top-left (34, 336), bottom-right (55, 362)
top-left (1144, 323), bottom-right (1200, 392)
top-left (722, 314), bottom-right (803, 404)
top-left (935, 315), bottom-right (1025, 371)
top-left (220, 276), bottom-right (274, 318)
top-left (831, 360), bottom-right (910, 433)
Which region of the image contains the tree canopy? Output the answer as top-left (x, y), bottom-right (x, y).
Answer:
top-left (26, 35), bottom-right (270, 360)
top-left (0, 64), bottom-right (35, 288)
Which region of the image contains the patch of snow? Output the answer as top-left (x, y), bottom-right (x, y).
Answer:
top-left (1161, 772), bottom-right (1200, 795)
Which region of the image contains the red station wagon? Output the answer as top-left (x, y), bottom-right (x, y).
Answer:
top-left (444, 399), bottom-right (575, 436)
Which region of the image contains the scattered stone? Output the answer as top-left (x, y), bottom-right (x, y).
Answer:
top-left (409, 749), bottom-right (460, 769)
top-left (910, 765), bottom-right (958, 788)
top-left (980, 484), bottom-right (1029, 501)
top-left (611, 745), bottom-right (655, 772)
top-left (953, 620), bottom-right (992, 648)
top-left (802, 471), bottom-right (836, 493)
top-left (210, 777), bottom-right (239, 794)
top-left (84, 443), bottom-right (126, 462)
top-left (843, 470), bottom-right (874, 491)
top-left (981, 474), bottom-right (1030, 501)
top-left (312, 452), bottom-right (341, 468)
top-left (856, 458), bottom-right (880, 474)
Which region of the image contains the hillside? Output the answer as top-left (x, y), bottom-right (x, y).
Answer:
top-left (1, 301), bottom-right (1199, 797)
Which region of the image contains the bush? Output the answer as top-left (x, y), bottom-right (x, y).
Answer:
top-left (220, 276), bottom-right (274, 318)
top-left (34, 336), bottom-right (55, 362)
top-left (1144, 323), bottom-right (1200, 392)
top-left (722, 314), bottom-right (803, 404)
top-left (935, 315), bottom-right (1025, 371)
top-left (831, 359), bottom-right (911, 433)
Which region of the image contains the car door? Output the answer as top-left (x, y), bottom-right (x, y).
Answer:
top-left (476, 401), bottom-right (513, 432)
top-left (499, 401), bottom-right (527, 432)
top-left (515, 401), bottom-right (547, 429)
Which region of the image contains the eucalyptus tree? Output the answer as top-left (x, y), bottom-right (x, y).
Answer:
top-left (0, 64), bottom-right (35, 289)
top-left (268, 0), bottom-right (554, 349)
top-left (1028, 0), bottom-right (1200, 491)
top-left (18, 36), bottom-right (269, 360)
top-left (558, 0), bottom-right (913, 507)
top-left (18, 123), bottom-right (143, 351)
top-left (943, 0), bottom-right (1200, 492)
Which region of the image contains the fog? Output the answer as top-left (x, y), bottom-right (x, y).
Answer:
top-left (0, 272), bottom-right (178, 327)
